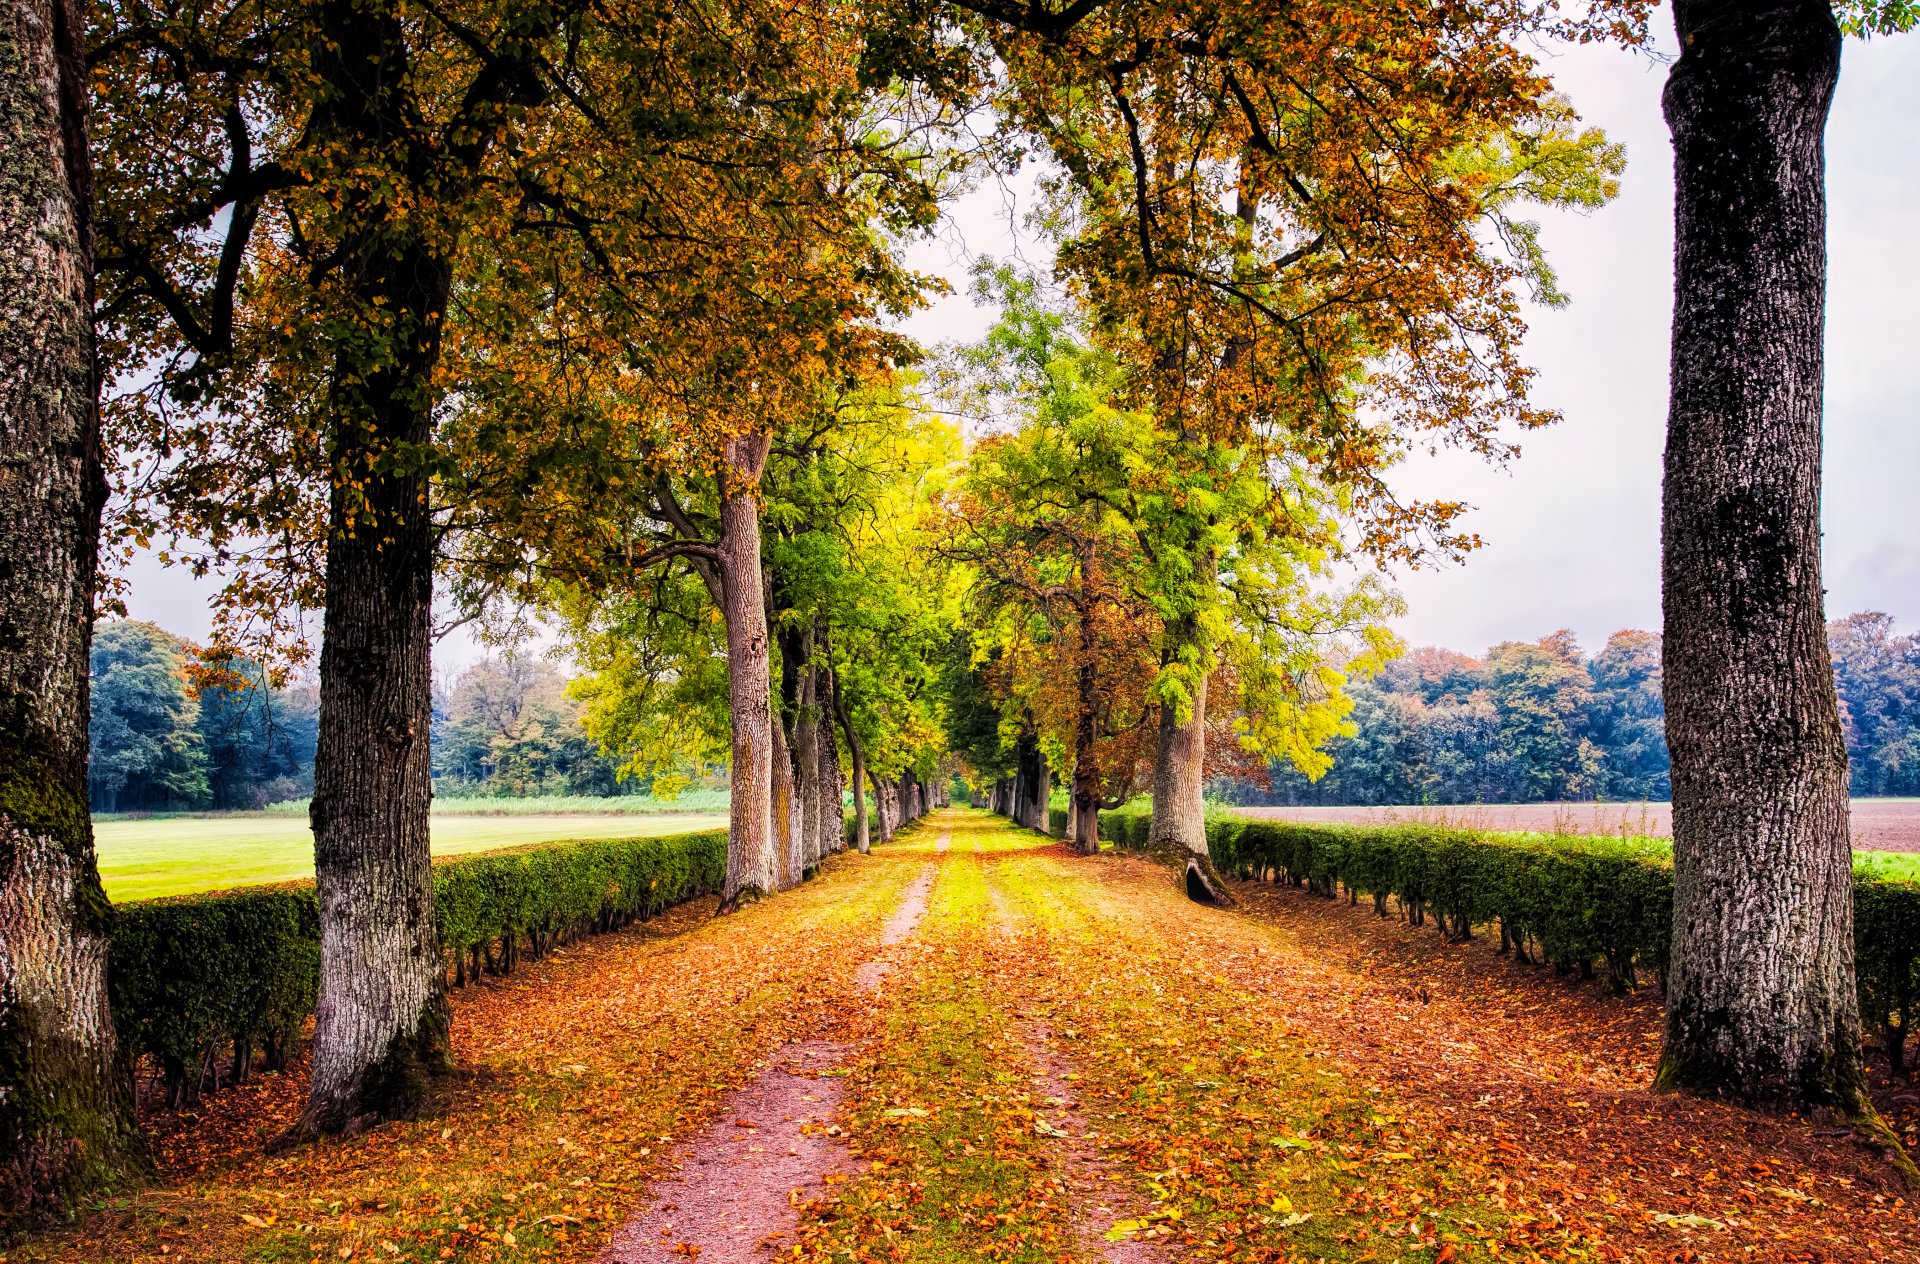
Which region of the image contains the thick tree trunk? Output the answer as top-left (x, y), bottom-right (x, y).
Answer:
top-left (1149, 668), bottom-right (1207, 853)
top-left (293, 0), bottom-right (463, 1136)
top-left (1655, 0), bottom-right (1862, 1109)
top-left (718, 430), bottom-right (779, 906)
top-left (0, 0), bottom-right (144, 1212)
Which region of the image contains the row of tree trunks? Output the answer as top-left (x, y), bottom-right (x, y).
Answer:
top-left (0, 0), bottom-right (146, 1215)
top-left (830, 659), bottom-right (871, 853)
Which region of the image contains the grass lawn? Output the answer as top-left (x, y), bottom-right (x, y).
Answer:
top-left (1855, 850), bottom-right (1920, 882)
top-left (93, 812), bottom-right (728, 902)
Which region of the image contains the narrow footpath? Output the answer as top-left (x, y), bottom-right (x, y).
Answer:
top-left (31, 810), bottom-right (1918, 1264)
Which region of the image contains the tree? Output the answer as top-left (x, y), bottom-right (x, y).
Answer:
top-left (93, 0), bottom-right (947, 1126)
top-left (1831, 613), bottom-right (1920, 797)
top-left (194, 658), bottom-right (319, 809)
top-left (906, 0), bottom-right (1630, 875)
top-left (945, 276), bottom-right (1391, 869)
top-left (1655, 0), bottom-right (1913, 1116)
top-left (432, 656), bottom-right (628, 798)
top-left (0, 0), bottom-right (144, 1214)
top-left (87, 621), bottom-right (210, 812)
top-left (1589, 630), bottom-right (1669, 802)
top-left (1482, 632), bottom-right (1597, 803)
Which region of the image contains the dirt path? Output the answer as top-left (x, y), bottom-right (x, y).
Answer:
top-left (603, 834), bottom-right (950, 1263)
top-left (808, 813), bottom-right (1920, 1262)
top-left (33, 811), bottom-right (1920, 1264)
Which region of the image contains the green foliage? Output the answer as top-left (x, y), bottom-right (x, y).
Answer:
top-left (109, 885), bottom-right (319, 1101)
top-left (89, 621), bottom-right (210, 813)
top-left (1099, 812), bottom-right (1920, 1054)
top-left (432, 830), bottom-right (727, 961)
top-left (433, 656), bottom-right (640, 798)
top-left (107, 829), bottom-right (729, 1103)
top-left (1837, 0), bottom-right (1920, 37)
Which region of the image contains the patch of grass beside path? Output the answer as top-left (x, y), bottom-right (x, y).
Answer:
top-left (93, 812), bottom-right (728, 901)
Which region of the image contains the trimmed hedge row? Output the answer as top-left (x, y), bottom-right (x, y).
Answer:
top-left (109, 828), bottom-right (729, 1105)
top-left (1096, 808), bottom-right (1920, 1071)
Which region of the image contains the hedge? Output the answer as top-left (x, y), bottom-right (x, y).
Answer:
top-left (110, 828), bottom-right (729, 1106)
top-left (1095, 807), bottom-right (1920, 1072)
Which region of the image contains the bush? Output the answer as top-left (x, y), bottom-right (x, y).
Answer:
top-left (111, 884), bottom-right (320, 1105)
top-left (109, 828), bottom-right (729, 1105)
top-left (1098, 811), bottom-right (1920, 1058)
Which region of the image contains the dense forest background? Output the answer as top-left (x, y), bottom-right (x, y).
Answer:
top-left (1249, 612), bottom-right (1920, 805)
top-left (88, 611), bottom-right (1920, 813)
top-left (84, 624), bottom-right (661, 812)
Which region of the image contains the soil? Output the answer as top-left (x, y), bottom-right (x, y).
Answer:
top-left (1024, 1024), bottom-right (1167, 1263)
top-left (597, 1041), bottom-right (854, 1264)
top-left (1239, 799), bottom-right (1920, 852)
top-left (602, 833), bottom-right (949, 1263)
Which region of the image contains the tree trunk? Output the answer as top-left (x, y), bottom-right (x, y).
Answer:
top-left (1012, 724), bottom-right (1049, 833)
top-left (831, 660), bottom-right (869, 853)
top-left (779, 620), bottom-right (820, 877)
top-left (293, 0), bottom-right (466, 1136)
top-left (0, 0), bottom-right (145, 1211)
top-left (1149, 671), bottom-right (1234, 906)
top-left (719, 430), bottom-right (779, 906)
top-left (870, 768), bottom-right (893, 843)
top-left (814, 658), bottom-right (843, 858)
top-left (770, 698), bottom-right (801, 887)
top-left (1067, 576), bottom-right (1103, 855)
top-left (1655, 0), bottom-right (1862, 1109)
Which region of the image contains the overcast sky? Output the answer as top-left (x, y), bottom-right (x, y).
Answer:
top-left (121, 29), bottom-right (1920, 667)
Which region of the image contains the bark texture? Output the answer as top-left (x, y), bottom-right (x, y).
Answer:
top-left (1656, 0), bottom-right (1862, 1108)
top-left (1011, 725), bottom-right (1050, 834)
top-left (1148, 670), bottom-right (1207, 856)
top-left (719, 430), bottom-right (779, 905)
top-left (298, 29), bottom-right (455, 1140)
top-left (831, 664), bottom-right (869, 853)
top-left (0, 0), bottom-right (144, 1210)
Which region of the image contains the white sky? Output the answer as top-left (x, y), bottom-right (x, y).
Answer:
top-left (120, 28), bottom-right (1920, 667)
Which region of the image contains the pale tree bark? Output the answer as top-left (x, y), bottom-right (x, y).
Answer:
top-left (1656, 0), bottom-right (1863, 1110)
top-left (0, 0), bottom-right (144, 1212)
top-left (1148, 670), bottom-right (1234, 905)
top-left (870, 769), bottom-right (894, 843)
top-left (290, 0), bottom-right (470, 1136)
top-left (814, 659), bottom-right (843, 858)
top-left (830, 659), bottom-right (869, 853)
top-left (718, 429), bottom-right (779, 906)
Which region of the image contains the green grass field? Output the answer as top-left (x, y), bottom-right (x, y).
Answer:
top-left (1854, 850), bottom-right (1920, 882)
top-left (94, 812), bottom-right (728, 902)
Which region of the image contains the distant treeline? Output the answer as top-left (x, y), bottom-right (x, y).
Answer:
top-left (1243, 612), bottom-right (1919, 806)
top-left (87, 623), bottom-right (701, 813)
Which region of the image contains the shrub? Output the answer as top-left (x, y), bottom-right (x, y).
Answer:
top-left (1099, 811), bottom-right (1920, 1059)
top-left (109, 828), bottom-right (729, 1105)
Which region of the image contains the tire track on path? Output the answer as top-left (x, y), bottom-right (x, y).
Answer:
top-left (973, 832), bottom-right (1170, 1262)
top-left (601, 830), bottom-right (948, 1263)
